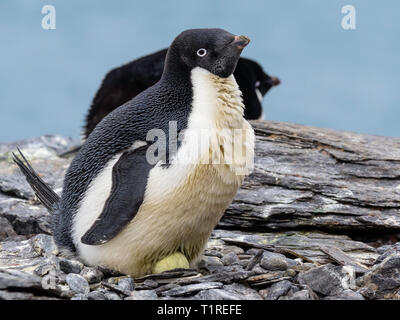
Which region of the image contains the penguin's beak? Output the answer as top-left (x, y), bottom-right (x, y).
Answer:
top-left (232, 35), bottom-right (250, 49)
top-left (270, 77), bottom-right (281, 86)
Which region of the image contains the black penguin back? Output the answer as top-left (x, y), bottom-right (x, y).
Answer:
top-left (84, 49), bottom-right (168, 137)
top-left (234, 57), bottom-right (278, 120)
top-left (56, 62), bottom-right (194, 251)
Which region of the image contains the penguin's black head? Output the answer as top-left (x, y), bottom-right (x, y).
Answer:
top-left (255, 69), bottom-right (281, 97)
top-left (166, 28), bottom-right (250, 78)
top-left (233, 57), bottom-right (281, 119)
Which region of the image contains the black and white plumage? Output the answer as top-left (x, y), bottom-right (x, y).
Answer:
top-left (83, 49), bottom-right (280, 138)
top-left (14, 28), bottom-right (255, 276)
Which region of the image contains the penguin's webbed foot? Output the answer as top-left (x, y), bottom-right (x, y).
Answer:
top-left (152, 252), bottom-right (189, 274)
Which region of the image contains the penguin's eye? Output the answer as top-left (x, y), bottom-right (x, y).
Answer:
top-left (255, 81), bottom-right (260, 88)
top-left (196, 48), bottom-right (207, 57)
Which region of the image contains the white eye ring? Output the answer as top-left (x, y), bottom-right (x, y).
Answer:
top-left (197, 48), bottom-right (207, 57)
top-left (255, 81), bottom-right (260, 88)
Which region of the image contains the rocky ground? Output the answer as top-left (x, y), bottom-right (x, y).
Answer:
top-left (1, 120), bottom-right (400, 300)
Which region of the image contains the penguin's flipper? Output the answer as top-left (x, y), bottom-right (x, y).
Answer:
top-left (81, 146), bottom-right (152, 245)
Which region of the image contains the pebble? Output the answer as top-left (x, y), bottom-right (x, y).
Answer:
top-left (245, 249), bottom-right (263, 271)
top-left (126, 290), bottom-right (158, 300)
top-left (199, 256), bottom-right (224, 268)
top-left (118, 277), bottom-right (135, 291)
top-left (59, 257), bottom-right (84, 274)
top-left (222, 245), bottom-right (244, 255)
top-left (375, 244), bottom-right (400, 264)
top-left (71, 293), bottom-right (87, 300)
top-left (143, 279), bottom-right (159, 289)
top-left (97, 265), bottom-right (123, 277)
top-left (105, 292), bottom-right (122, 300)
top-left (288, 290), bottom-right (312, 300)
top-left (155, 283), bottom-right (180, 294)
top-left (106, 277), bottom-right (120, 285)
top-left (221, 252), bottom-right (239, 266)
top-left (0, 217), bottom-right (16, 240)
top-left (162, 282), bottom-right (223, 297)
top-left (80, 267), bottom-right (104, 284)
top-left (324, 289), bottom-right (364, 300)
top-left (34, 262), bottom-right (56, 277)
top-left (30, 234), bottom-right (59, 256)
top-left (193, 289), bottom-right (241, 300)
top-left (191, 283), bottom-right (262, 300)
top-left (87, 290), bottom-right (107, 300)
top-left (65, 273), bottom-right (90, 295)
top-left (260, 280), bottom-right (292, 300)
top-left (222, 283), bottom-right (262, 300)
top-left (297, 264), bottom-right (344, 296)
top-left (292, 262), bottom-right (315, 272)
top-left (260, 253), bottom-right (289, 271)
top-left (203, 250), bottom-right (223, 258)
top-left (357, 252), bottom-right (400, 299)
top-left (247, 248), bottom-right (262, 255)
top-left (377, 245), bottom-right (392, 255)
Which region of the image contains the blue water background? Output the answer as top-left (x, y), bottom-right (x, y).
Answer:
top-left (0, 0), bottom-right (399, 141)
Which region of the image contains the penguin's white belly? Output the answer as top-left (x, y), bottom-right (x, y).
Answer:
top-left (72, 67), bottom-right (254, 276)
top-left (77, 163), bottom-right (242, 276)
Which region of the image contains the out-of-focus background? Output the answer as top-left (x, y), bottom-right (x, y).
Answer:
top-left (0, 0), bottom-right (399, 141)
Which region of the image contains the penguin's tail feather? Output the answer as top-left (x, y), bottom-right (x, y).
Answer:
top-left (12, 148), bottom-right (60, 213)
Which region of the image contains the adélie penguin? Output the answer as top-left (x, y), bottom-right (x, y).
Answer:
top-left (13, 28), bottom-right (255, 277)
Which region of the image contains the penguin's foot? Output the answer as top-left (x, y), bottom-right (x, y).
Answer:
top-left (152, 252), bottom-right (190, 274)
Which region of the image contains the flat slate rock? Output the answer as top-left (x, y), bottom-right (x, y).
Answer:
top-left (0, 122), bottom-right (399, 300)
top-left (161, 282), bottom-right (223, 297)
top-left (0, 135), bottom-right (75, 200)
top-left (0, 269), bottom-right (43, 290)
top-left (297, 264), bottom-right (346, 296)
top-left (193, 283), bottom-right (262, 300)
top-left (219, 120), bottom-right (400, 232)
top-left (259, 280), bottom-right (293, 300)
top-left (211, 229), bottom-right (378, 266)
top-left (357, 252), bottom-right (400, 299)
top-left (126, 290), bottom-right (158, 300)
